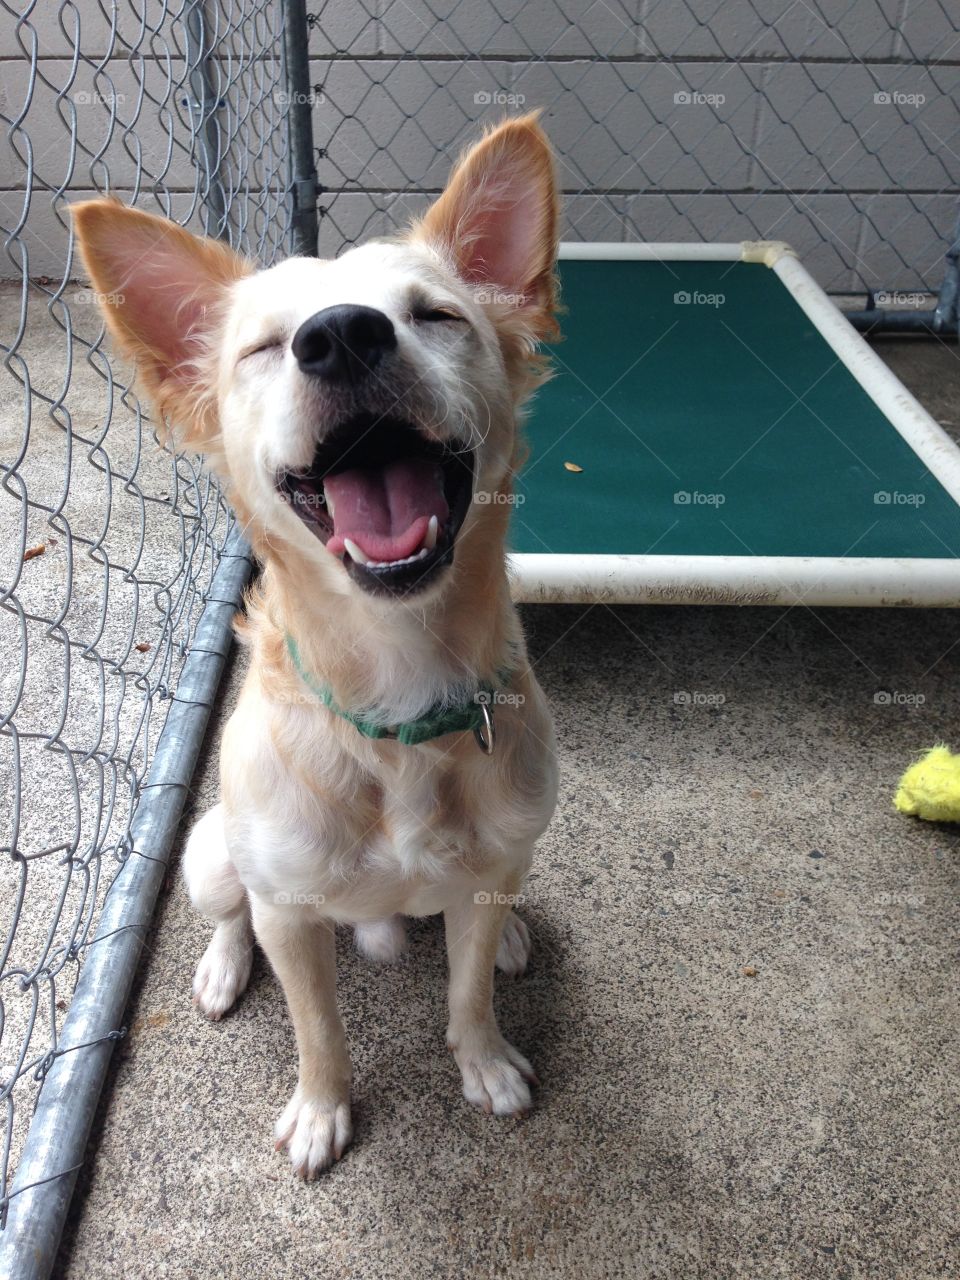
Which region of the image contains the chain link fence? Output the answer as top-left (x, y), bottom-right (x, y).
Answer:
top-left (308, 0), bottom-right (960, 326)
top-left (1, 0), bottom-right (959, 1273)
top-left (0, 0), bottom-right (304, 1269)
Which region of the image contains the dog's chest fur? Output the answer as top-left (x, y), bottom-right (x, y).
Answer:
top-left (221, 681), bottom-right (554, 921)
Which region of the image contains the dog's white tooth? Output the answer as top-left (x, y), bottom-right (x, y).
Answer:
top-left (343, 537), bottom-right (370, 566)
top-left (424, 514), bottom-right (438, 551)
top-left (323, 486), bottom-right (335, 518)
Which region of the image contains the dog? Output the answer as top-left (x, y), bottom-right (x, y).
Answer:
top-left (73, 114), bottom-right (560, 1178)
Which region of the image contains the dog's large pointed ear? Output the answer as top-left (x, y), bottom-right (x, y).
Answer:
top-left (412, 114), bottom-right (559, 339)
top-left (71, 200), bottom-right (251, 452)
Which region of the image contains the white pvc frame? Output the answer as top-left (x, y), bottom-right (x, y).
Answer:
top-left (509, 241), bottom-right (960, 607)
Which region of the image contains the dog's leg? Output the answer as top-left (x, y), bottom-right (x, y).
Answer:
top-left (182, 803), bottom-right (253, 1020)
top-left (250, 898), bottom-right (352, 1177)
top-left (495, 909), bottom-right (531, 978)
top-left (444, 874), bottom-right (537, 1116)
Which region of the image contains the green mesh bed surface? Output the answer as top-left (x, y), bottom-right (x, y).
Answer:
top-left (512, 259), bottom-right (960, 561)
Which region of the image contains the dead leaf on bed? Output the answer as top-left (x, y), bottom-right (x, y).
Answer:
top-left (563, 461), bottom-right (583, 473)
top-left (23, 543), bottom-right (46, 561)
top-left (135, 641), bottom-right (152, 653)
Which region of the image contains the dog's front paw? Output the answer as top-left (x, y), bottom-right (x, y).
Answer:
top-left (448, 1027), bottom-right (538, 1117)
top-left (274, 1087), bottom-right (352, 1178)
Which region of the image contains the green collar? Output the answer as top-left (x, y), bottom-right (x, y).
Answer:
top-left (285, 633), bottom-right (507, 750)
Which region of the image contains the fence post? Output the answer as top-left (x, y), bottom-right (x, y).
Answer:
top-left (281, 0), bottom-right (318, 256)
top-left (932, 206), bottom-right (960, 335)
top-left (185, 0), bottom-right (229, 240)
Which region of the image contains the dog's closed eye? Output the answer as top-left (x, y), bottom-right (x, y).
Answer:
top-left (238, 337), bottom-right (285, 363)
top-left (411, 305), bottom-right (466, 325)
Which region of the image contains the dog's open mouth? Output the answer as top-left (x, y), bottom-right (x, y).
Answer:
top-left (278, 415), bottom-right (475, 596)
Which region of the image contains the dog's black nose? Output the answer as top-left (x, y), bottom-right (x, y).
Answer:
top-left (292, 305), bottom-right (396, 383)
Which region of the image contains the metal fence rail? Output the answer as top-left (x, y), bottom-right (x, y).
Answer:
top-left (0, 0), bottom-right (307, 1271)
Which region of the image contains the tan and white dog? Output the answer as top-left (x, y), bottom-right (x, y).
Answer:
top-left (73, 115), bottom-right (560, 1178)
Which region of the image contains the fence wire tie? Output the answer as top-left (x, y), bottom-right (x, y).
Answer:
top-left (31, 1029), bottom-right (128, 1085)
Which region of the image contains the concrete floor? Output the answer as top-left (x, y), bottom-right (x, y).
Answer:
top-left (50, 336), bottom-right (960, 1278)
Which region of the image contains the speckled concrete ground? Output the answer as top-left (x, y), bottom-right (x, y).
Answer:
top-left (53, 338), bottom-right (960, 1279)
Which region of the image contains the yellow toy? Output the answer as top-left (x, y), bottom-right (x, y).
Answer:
top-left (894, 745), bottom-right (960, 822)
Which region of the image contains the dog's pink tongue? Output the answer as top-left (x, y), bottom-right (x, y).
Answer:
top-left (325, 458), bottom-right (449, 562)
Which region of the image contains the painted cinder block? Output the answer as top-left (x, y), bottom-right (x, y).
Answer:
top-left (638, 0), bottom-right (898, 61)
top-left (751, 62), bottom-right (960, 193)
top-left (376, 0), bottom-right (640, 59)
top-left (0, 57), bottom-right (198, 192)
top-left (0, 0), bottom-right (955, 293)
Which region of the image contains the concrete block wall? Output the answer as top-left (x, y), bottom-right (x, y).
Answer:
top-left (0, 1), bottom-right (289, 279)
top-left (1, 0), bottom-right (958, 292)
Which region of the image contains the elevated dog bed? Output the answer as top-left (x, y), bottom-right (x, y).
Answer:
top-left (510, 242), bottom-right (960, 606)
